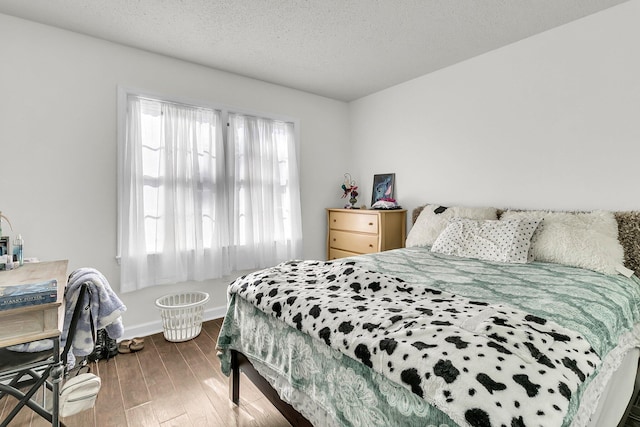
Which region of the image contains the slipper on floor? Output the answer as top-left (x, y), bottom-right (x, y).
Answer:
top-left (130, 337), bottom-right (145, 352)
top-left (118, 340), bottom-right (133, 354)
top-left (117, 338), bottom-right (144, 354)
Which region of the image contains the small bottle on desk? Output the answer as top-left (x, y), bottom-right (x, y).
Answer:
top-left (14, 234), bottom-right (23, 266)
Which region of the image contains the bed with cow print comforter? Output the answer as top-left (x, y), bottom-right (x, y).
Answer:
top-left (217, 247), bottom-right (640, 427)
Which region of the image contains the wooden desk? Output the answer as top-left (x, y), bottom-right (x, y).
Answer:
top-left (0, 260), bottom-right (68, 347)
top-left (0, 260), bottom-right (68, 427)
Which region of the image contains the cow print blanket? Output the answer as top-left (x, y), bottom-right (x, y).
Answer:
top-left (228, 260), bottom-right (601, 427)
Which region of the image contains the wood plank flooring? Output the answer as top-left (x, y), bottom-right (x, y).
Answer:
top-left (4, 317), bottom-right (640, 427)
top-left (0, 318), bottom-right (291, 427)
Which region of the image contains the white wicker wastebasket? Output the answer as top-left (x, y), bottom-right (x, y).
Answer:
top-left (155, 291), bottom-right (210, 342)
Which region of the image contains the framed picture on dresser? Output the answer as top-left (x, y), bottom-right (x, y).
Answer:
top-left (371, 173), bottom-right (395, 205)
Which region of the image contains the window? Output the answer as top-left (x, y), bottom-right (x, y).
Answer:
top-left (227, 113), bottom-right (302, 270)
top-left (117, 91), bottom-right (302, 292)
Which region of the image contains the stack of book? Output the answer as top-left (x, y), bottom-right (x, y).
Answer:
top-left (0, 279), bottom-right (57, 311)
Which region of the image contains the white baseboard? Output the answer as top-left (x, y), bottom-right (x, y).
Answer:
top-left (120, 304), bottom-right (228, 340)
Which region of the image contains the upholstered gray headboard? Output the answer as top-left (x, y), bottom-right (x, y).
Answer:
top-left (412, 206), bottom-right (640, 277)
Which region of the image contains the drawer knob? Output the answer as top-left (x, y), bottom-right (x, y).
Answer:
top-left (368, 222), bottom-right (373, 226)
top-left (369, 244), bottom-right (373, 247)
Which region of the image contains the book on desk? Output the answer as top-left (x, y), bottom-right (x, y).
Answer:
top-left (0, 278), bottom-right (58, 311)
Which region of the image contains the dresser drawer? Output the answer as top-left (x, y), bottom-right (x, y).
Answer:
top-left (329, 230), bottom-right (379, 254)
top-left (329, 211), bottom-right (379, 234)
top-left (328, 248), bottom-right (360, 260)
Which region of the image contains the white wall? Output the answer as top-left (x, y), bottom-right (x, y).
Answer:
top-left (0, 14), bottom-right (350, 336)
top-left (3, 0), bottom-right (639, 336)
top-left (350, 0), bottom-right (640, 221)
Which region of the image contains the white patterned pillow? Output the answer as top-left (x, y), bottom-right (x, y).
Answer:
top-left (500, 210), bottom-right (624, 274)
top-left (406, 205), bottom-right (498, 247)
top-left (431, 218), bottom-right (541, 263)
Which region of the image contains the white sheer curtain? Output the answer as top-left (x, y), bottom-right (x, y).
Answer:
top-left (227, 113), bottom-right (303, 270)
top-left (119, 95), bottom-right (229, 292)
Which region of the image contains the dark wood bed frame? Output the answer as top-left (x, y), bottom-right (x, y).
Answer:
top-left (229, 349), bottom-right (313, 426)
top-left (228, 207), bottom-right (640, 426)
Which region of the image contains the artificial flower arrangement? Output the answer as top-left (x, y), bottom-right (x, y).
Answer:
top-left (0, 211), bottom-right (12, 237)
top-left (341, 173), bottom-right (359, 208)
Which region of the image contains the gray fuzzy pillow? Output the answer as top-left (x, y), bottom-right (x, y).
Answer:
top-left (615, 211), bottom-right (640, 277)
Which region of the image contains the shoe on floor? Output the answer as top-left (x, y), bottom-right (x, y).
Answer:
top-left (87, 329), bottom-right (106, 362)
top-left (118, 337), bottom-right (145, 354)
top-left (88, 329), bottom-right (119, 361)
top-left (105, 333), bottom-right (118, 358)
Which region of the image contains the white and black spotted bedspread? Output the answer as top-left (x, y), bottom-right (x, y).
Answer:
top-left (228, 259), bottom-right (601, 427)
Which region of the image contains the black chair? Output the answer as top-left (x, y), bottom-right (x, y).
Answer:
top-left (0, 283), bottom-right (92, 427)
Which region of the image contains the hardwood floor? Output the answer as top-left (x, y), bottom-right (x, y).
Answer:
top-left (0, 318), bottom-right (291, 427)
top-left (4, 317), bottom-right (640, 427)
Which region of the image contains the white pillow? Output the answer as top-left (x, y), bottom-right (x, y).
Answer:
top-left (500, 210), bottom-right (624, 274)
top-left (406, 205), bottom-right (498, 247)
top-left (431, 218), bottom-right (541, 263)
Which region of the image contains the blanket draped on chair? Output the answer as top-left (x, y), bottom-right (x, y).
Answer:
top-left (61, 267), bottom-right (127, 356)
top-left (8, 267), bottom-right (126, 359)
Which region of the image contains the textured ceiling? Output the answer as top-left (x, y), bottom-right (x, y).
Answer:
top-left (0, 0), bottom-right (629, 101)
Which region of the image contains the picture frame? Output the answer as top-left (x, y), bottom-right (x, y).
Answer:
top-left (371, 173), bottom-right (395, 206)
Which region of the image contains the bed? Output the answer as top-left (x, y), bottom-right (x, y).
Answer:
top-left (217, 205), bottom-right (640, 427)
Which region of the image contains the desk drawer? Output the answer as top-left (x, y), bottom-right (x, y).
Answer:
top-left (329, 230), bottom-right (379, 254)
top-left (0, 304), bottom-right (59, 347)
top-left (329, 211), bottom-right (379, 234)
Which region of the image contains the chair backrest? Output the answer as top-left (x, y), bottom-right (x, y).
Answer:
top-left (61, 283), bottom-right (93, 373)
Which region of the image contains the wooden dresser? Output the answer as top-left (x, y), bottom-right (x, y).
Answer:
top-left (327, 208), bottom-right (407, 260)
